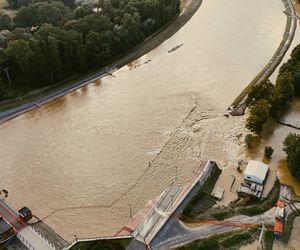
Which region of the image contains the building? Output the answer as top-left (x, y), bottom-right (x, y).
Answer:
top-left (0, 216), bottom-right (15, 243)
top-left (244, 160), bottom-right (269, 184)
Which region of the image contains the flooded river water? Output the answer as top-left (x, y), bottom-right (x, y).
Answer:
top-left (0, 0), bottom-right (288, 242)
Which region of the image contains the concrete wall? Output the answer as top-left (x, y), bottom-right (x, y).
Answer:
top-left (244, 174), bottom-right (263, 184)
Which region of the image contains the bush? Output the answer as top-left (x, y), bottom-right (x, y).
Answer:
top-left (246, 100), bottom-right (269, 134)
top-left (245, 134), bottom-right (253, 148)
top-left (212, 210), bottom-right (234, 221)
top-left (264, 146), bottom-right (274, 158)
top-left (246, 80), bottom-right (274, 105)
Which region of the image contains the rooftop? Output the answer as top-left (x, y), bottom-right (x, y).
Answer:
top-left (244, 160), bottom-right (268, 181)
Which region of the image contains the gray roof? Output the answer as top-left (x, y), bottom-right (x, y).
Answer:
top-left (244, 160), bottom-right (268, 181)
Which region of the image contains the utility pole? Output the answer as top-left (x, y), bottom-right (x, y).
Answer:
top-left (3, 67), bottom-right (12, 86)
top-left (257, 222), bottom-right (266, 248)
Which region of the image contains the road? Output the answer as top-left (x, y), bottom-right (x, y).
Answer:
top-left (151, 206), bottom-right (296, 249)
top-left (150, 186), bottom-right (300, 250)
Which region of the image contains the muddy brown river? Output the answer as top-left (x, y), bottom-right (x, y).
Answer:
top-left (0, 0), bottom-right (289, 242)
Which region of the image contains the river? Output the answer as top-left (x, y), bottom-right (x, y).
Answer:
top-left (0, 0), bottom-right (287, 242)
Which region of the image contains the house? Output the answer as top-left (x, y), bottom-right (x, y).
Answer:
top-left (244, 160), bottom-right (269, 184)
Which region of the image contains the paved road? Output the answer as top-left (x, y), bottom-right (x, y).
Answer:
top-left (151, 208), bottom-right (274, 249)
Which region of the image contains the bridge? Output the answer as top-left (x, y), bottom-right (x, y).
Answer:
top-left (0, 199), bottom-right (56, 250)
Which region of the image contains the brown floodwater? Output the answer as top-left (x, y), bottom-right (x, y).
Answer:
top-left (0, 0), bottom-right (288, 242)
top-left (271, 98), bottom-right (300, 196)
top-left (266, 0), bottom-right (300, 196)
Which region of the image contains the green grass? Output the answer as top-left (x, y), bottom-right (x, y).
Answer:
top-left (193, 179), bottom-right (280, 221)
top-left (281, 210), bottom-right (300, 244)
top-left (182, 163), bottom-right (222, 218)
top-left (237, 179), bottom-right (280, 216)
top-left (212, 209), bottom-right (235, 221)
top-left (263, 231), bottom-right (275, 250)
top-left (69, 238), bottom-right (132, 250)
top-left (178, 229), bottom-right (259, 250)
top-left (220, 229), bottom-right (258, 248)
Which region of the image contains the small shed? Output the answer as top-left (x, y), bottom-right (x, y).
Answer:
top-left (244, 160), bottom-right (269, 184)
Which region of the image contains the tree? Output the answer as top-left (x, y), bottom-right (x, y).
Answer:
top-left (7, 0), bottom-right (31, 9)
top-left (246, 80), bottom-right (274, 105)
top-left (283, 133), bottom-right (300, 180)
top-left (14, 2), bottom-right (72, 27)
top-left (270, 72), bottom-right (295, 119)
top-left (1, 0), bottom-right (181, 99)
top-left (14, 5), bottom-right (38, 27)
top-left (246, 100), bottom-right (269, 134)
top-left (245, 134), bottom-right (253, 148)
top-left (0, 12), bottom-right (12, 31)
top-left (74, 6), bottom-right (92, 19)
top-left (264, 146), bottom-right (274, 158)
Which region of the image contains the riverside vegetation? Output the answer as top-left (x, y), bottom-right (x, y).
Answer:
top-left (0, 0), bottom-right (180, 101)
top-left (245, 44), bottom-right (300, 135)
top-left (245, 44), bottom-right (300, 181)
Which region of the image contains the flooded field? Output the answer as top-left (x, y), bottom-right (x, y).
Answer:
top-left (0, 0), bottom-right (288, 242)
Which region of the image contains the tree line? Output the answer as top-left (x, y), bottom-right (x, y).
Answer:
top-left (245, 43), bottom-right (300, 134)
top-left (0, 0), bottom-right (180, 100)
top-left (245, 43), bottom-right (300, 181)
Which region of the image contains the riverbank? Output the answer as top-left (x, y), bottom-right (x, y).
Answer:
top-left (0, 0), bottom-right (203, 124)
top-left (0, 0), bottom-right (286, 243)
top-left (231, 0), bottom-right (297, 108)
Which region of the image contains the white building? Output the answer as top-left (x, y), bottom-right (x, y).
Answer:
top-left (244, 160), bottom-right (269, 184)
